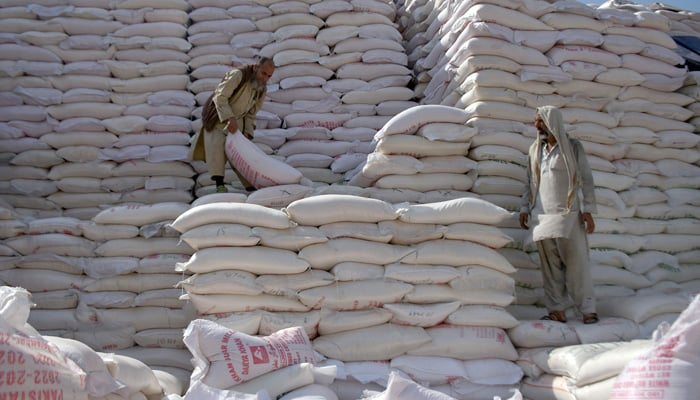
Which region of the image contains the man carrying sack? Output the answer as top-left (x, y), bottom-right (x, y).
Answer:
top-left (189, 57), bottom-right (275, 193)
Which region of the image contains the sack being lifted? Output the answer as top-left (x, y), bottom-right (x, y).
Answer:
top-left (225, 131), bottom-right (307, 189)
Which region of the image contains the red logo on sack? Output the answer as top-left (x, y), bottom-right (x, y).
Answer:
top-left (250, 345), bottom-right (269, 364)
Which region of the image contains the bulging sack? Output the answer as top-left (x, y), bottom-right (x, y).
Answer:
top-left (183, 319), bottom-right (318, 389)
top-left (225, 131), bottom-right (304, 189)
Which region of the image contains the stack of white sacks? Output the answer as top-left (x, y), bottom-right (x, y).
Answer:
top-left (398, 0), bottom-right (699, 332)
top-left (0, 0), bottom-right (416, 212)
top-left (4, 103), bottom-right (684, 399)
top-left (0, 286), bottom-right (187, 399)
top-left (346, 105), bottom-right (478, 194)
top-left (186, 0), bottom-right (417, 192)
top-left (0, 0), bottom-right (197, 220)
top-left (2, 188), bottom-right (532, 398)
top-left (512, 293), bottom-right (700, 400)
top-left (170, 194), bottom-right (525, 399)
top-left (0, 200), bottom-right (197, 396)
top-left (393, 1), bottom-right (700, 398)
top-left (656, 0), bottom-right (700, 38)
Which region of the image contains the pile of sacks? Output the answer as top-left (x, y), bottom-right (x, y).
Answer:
top-left (2, 0), bottom-right (700, 398)
top-left (170, 194), bottom-right (525, 399)
top-left (389, 0), bottom-right (700, 335)
top-left (0, 0), bottom-right (416, 213)
top-left (186, 0), bottom-right (416, 191)
top-left (2, 185), bottom-right (698, 399)
top-left (0, 286), bottom-right (186, 399)
top-left (0, 199), bottom-right (197, 385)
top-left (178, 298), bottom-right (700, 400)
top-left (0, 0), bottom-right (198, 218)
top-left (1, 0), bottom-right (698, 206)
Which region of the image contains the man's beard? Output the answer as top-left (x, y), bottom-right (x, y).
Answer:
top-left (253, 78), bottom-right (266, 90)
top-left (538, 124), bottom-right (553, 138)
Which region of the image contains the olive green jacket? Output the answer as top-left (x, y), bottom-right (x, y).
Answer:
top-left (189, 67), bottom-right (266, 161)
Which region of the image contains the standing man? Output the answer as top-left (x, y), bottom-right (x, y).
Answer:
top-left (189, 57), bottom-right (275, 193)
top-left (519, 105), bottom-right (599, 324)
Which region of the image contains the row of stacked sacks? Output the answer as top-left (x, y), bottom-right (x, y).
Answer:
top-left (6, 0), bottom-right (694, 214)
top-left (168, 193), bottom-right (550, 398)
top-left (346, 105), bottom-right (480, 193)
top-left (176, 296), bottom-right (700, 399)
top-left (2, 280), bottom-right (698, 399)
top-left (66, 193), bottom-right (700, 398)
top-left (0, 199), bottom-right (198, 388)
top-left (159, 176), bottom-right (697, 400)
top-left (392, 1), bottom-right (700, 397)
top-left (1, 286), bottom-right (189, 399)
top-left (171, 193), bottom-right (692, 399)
top-left (391, 0), bottom-right (700, 313)
top-left (399, 0), bottom-right (700, 209)
top-left (399, 0), bottom-right (700, 201)
top-left (0, 192), bottom-right (526, 398)
top-left (0, 0), bottom-right (696, 396)
top-left (514, 292), bottom-right (700, 400)
top-left (186, 0), bottom-right (418, 193)
top-left (641, 0), bottom-right (700, 39)
top-left (400, 0), bottom-right (698, 101)
top-left (343, 102), bottom-right (698, 332)
top-left (0, 0), bottom-right (414, 218)
top-left (1, 187), bottom-right (695, 398)
top-left (0, 0), bottom-right (200, 220)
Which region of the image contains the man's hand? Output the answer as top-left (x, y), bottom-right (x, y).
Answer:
top-left (226, 118), bottom-right (238, 133)
top-left (519, 213), bottom-right (529, 230)
top-left (581, 212), bottom-right (595, 234)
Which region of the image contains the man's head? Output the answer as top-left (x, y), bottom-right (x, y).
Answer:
top-left (534, 111), bottom-right (547, 136)
top-left (533, 106), bottom-right (578, 208)
top-left (535, 105), bottom-right (565, 144)
top-left (253, 57), bottom-right (275, 86)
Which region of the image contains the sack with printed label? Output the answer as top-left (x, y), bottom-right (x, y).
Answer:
top-left (183, 319), bottom-right (318, 389)
top-left (610, 294), bottom-right (700, 400)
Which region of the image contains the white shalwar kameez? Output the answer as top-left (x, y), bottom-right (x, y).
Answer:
top-left (521, 106), bottom-right (597, 316)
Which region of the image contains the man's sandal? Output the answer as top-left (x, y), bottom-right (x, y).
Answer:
top-left (583, 313), bottom-right (599, 324)
top-left (541, 310), bottom-right (567, 323)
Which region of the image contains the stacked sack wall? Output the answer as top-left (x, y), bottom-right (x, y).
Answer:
top-left (0, 0), bottom-right (198, 219)
top-left (0, 0), bottom-right (415, 212)
top-left (392, 1), bottom-right (700, 397)
top-left (169, 194), bottom-right (530, 398)
top-left (2, 192), bottom-right (538, 398)
top-left (187, 0), bottom-right (417, 191)
top-left (0, 202), bottom-right (198, 384)
top-left (393, 0), bottom-right (700, 334)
